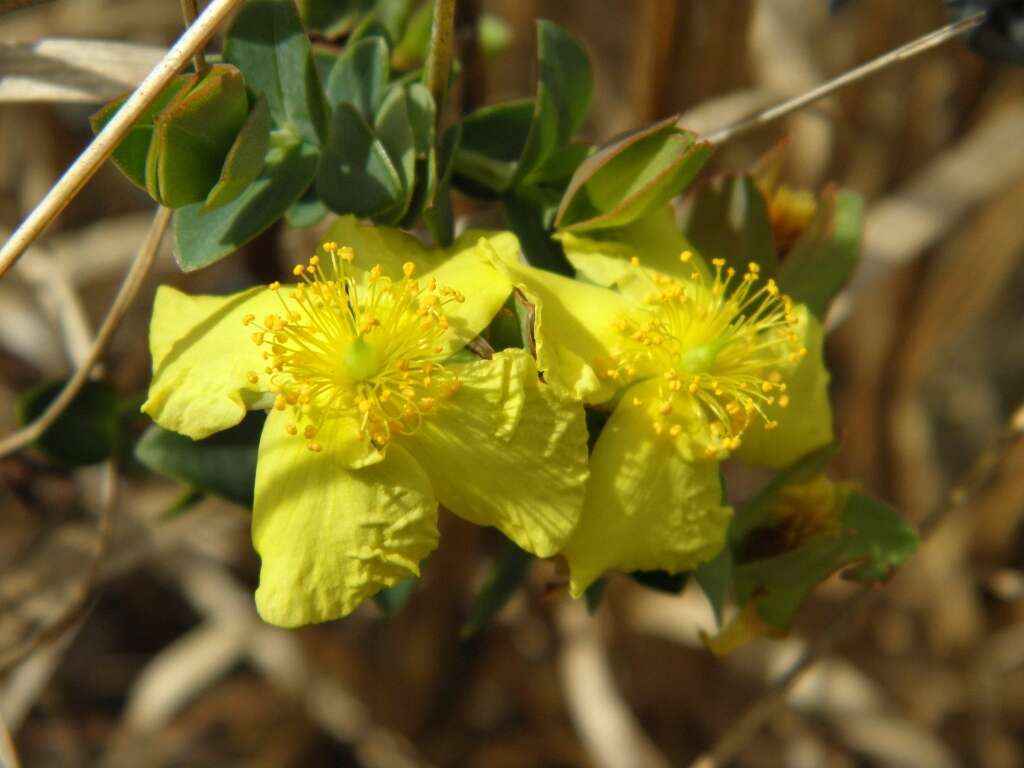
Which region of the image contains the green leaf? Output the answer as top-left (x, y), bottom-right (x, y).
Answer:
top-left (90, 75), bottom-right (194, 190)
top-left (778, 188), bottom-right (864, 319)
top-left (325, 36), bottom-right (390, 121)
top-left (684, 173), bottom-right (777, 276)
top-left (556, 118), bottom-right (712, 232)
top-left (695, 548), bottom-right (732, 623)
top-left (452, 99), bottom-right (534, 195)
top-left (733, 487), bottom-right (918, 629)
top-left (514, 20), bottom-right (592, 185)
top-left (174, 134), bottom-right (319, 271)
top-left (504, 194), bottom-right (572, 274)
top-left (584, 578), bottom-right (607, 613)
top-left (299, 0), bottom-right (371, 37)
top-left (629, 570), bottom-right (688, 594)
top-left (373, 576), bottom-right (418, 616)
top-left (147, 64), bottom-right (251, 209)
top-left (372, 84), bottom-right (416, 222)
top-left (316, 102), bottom-right (404, 218)
top-left (204, 94), bottom-right (273, 211)
top-left (284, 183), bottom-right (329, 228)
top-left (17, 380), bottom-right (120, 466)
top-left (224, 0), bottom-right (327, 145)
top-left (135, 411), bottom-right (264, 507)
top-left (399, 83), bottom-right (437, 226)
top-left (391, 0), bottom-right (433, 66)
top-left (422, 123), bottom-right (459, 246)
top-left (461, 542), bottom-right (532, 637)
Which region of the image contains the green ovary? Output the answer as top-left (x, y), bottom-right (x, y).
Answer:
top-left (341, 336), bottom-right (382, 382)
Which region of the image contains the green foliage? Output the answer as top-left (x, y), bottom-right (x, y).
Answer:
top-left (135, 411), bottom-right (264, 507)
top-left (733, 489), bottom-right (918, 628)
top-left (90, 76), bottom-right (193, 189)
top-left (374, 576), bottom-right (419, 615)
top-left (17, 380), bottom-right (122, 467)
top-left (461, 541), bottom-right (532, 636)
top-left (174, 135), bottom-right (319, 271)
top-left (556, 118), bottom-right (711, 233)
top-left (684, 173), bottom-right (778, 276)
top-left (223, 0), bottom-right (328, 146)
top-left (204, 95), bottom-right (273, 211)
top-left (778, 187), bottom-right (864, 319)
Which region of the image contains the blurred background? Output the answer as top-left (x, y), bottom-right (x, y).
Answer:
top-left (3, 1), bottom-right (1024, 765)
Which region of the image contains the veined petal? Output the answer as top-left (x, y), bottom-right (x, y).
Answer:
top-left (558, 204), bottom-right (708, 301)
top-left (253, 409), bottom-right (438, 627)
top-left (323, 215), bottom-right (514, 355)
top-left (735, 306), bottom-right (832, 469)
top-left (491, 255), bottom-right (636, 404)
top-left (143, 285), bottom-right (282, 439)
top-left (397, 349), bottom-right (588, 557)
top-left (564, 380), bottom-right (732, 596)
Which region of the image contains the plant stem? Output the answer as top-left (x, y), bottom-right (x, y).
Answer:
top-left (424, 0), bottom-right (457, 120)
top-left (179, 0), bottom-right (209, 76)
top-left (0, 207), bottom-right (171, 459)
top-left (0, 0), bottom-right (243, 277)
top-left (701, 11), bottom-right (988, 145)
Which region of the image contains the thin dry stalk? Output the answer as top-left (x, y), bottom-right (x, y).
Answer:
top-left (701, 12), bottom-right (986, 145)
top-left (0, 0), bottom-right (243, 276)
top-left (0, 206), bottom-right (170, 459)
top-left (0, 711), bottom-right (20, 768)
top-left (687, 402), bottom-right (1024, 768)
top-left (0, 461), bottom-right (118, 675)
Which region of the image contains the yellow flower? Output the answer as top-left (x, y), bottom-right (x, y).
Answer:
top-left (489, 210), bottom-right (832, 595)
top-left (143, 217), bottom-right (589, 627)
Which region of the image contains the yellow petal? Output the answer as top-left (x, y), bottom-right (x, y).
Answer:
top-left (397, 349), bottom-right (588, 557)
top-left (491, 254), bottom-right (636, 404)
top-left (253, 409), bottom-right (438, 627)
top-left (323, 216), bottom-right (513, 355)
top-left (735, 306), bottom-right (833, 469)
top-left (143, 285), bottom-right (282, 439)
top-left (564, 380), bottom-right (732, 596)
top-left (557, 204), bottom-right (708, 301)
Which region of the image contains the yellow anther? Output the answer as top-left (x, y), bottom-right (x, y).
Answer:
top-left (303, 425), bottom-right (318, 439)
top-left (273, 395), bottom-right (287, 411)
top-left (680, 250), bottom-right (693, 263)
top-left (292, 264), bottom-right (305, 276)
top-left (669, 424), bottom-right (683, 437)
top-left (712, 258), bottom-right (725, 268)
top-left (242, 313), bottom-right (255, 326)
top-left (246, 371), bottom-right (259, 384)
top-left (251, 331), bottom-right (265, 345)
top-left (402, 261), bottom-right (416, 278)
top-left (630, 256), bottom-right (641, 268)
top-left (309, 255), bottom-right (320, 267)
top-left (286, 423), bottom-right (298, 436)
top-left (306, 441), bottom-right (322, 453)
top-left (339, 246), bottom-right (354, 262)
top-left (747, 262), bottom-right (760, 274)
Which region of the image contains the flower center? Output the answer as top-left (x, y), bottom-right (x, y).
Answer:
top-left (242, 243), bottom-right (465, 452)
top-left (597, 252), bottom-right (806, 458)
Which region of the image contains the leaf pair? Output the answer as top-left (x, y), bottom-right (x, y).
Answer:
top-left (316, 35), bottom-right (448, 238)
top-left (91, 65), bottom-right (270, 211)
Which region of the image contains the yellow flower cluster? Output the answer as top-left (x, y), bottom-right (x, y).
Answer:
top-left (143, 212), bottom-right (833, 626)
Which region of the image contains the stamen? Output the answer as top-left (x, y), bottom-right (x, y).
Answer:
top-left (244, 246), bottom-right (463, 453)
top-left (598, 254), bottom-right (803, 454)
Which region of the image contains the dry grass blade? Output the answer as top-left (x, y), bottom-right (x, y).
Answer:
top-left (701, 12), bottom-right (986, 145)
top-left (0, 461), bottom-right (117, 675)
top-left (0, 39), bottom-right (166, 104)
top-left (687, 402), bottom-right (1024, 768)
top-left (0, 0), bottom-right (244, 276)
top-left (0, 206), bottom-right (170, 459)
top-left (0, 711), bottom-right (20, 768)
top-left (557, 600), bottom-right (671, 768)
